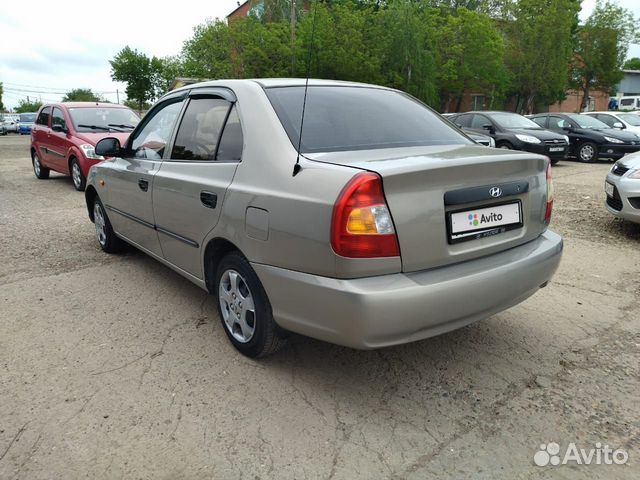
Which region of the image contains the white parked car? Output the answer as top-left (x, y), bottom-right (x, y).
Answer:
top-left (605, 151), bottom-right (640, 224)
top-left (1, 114), bottom-right (20, 133)
top-left (585, 111), bottom-right (640, 136)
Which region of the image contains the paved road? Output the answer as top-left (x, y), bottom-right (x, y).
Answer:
top-left (1, 135), bottom-right (638, 479)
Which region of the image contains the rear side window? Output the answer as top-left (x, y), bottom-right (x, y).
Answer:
top-left (216, 105), bottom-right (243, 161)
top-left (171, 98), bottom-right (231, 161)
top-left (52, 108), bottom-right (66, 130)
top-left (36, 107), bottom-right (51, 126)
top-left (453, 114), bottom-right (472, 128)
top-left (265, 86), bottom-right (470, 153)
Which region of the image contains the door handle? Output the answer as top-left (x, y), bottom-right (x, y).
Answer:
top-left (138, 179), bottom-right (149, 192)
top-left (200, 191), bottom-right (217, 209)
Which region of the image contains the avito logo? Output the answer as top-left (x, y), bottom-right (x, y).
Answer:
top-left (468, 212), bottom-right (503, 226)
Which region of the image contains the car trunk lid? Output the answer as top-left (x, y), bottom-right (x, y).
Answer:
top-left (306, 144), bottom-right (550, 272)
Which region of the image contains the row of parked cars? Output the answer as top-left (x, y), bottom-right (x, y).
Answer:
top-left (444, 110), bottom-right (640, 164)
top-left (1, 112), bottom-right (38, 135)
top-left (23, 83), bottom-right (638, 357)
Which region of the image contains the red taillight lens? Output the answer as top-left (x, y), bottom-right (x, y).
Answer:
top-left (544, 161), bottom-right (554, 224)
top-left (331, 172), bottom-right (400, 258)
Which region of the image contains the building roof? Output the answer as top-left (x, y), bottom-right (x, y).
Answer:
top-left (227, 1), bottom-right (250, 18)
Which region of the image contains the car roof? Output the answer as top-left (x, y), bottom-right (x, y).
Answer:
top-left (171, 78), bottom-right (394, 95)
top-left (42, 102), bottom-right (131, 109)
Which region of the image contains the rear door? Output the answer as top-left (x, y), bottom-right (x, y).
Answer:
top-left (152, 88), bottom-right (242, 279)
top-left (106, 94), bottom-right (186, 257)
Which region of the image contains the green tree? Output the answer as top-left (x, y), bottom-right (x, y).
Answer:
top-left (110, 46), bottom-right (155, 110)
top-left (623, 57), bottom-right (640, 70)
top-left (15, 99), bottom-right (43, 113)
top-left (572, 0), bottom-right (637, 111)
top-left (503, 0), bottom-right (581, 113)
top-left (151, 55), bottom-right (184, 98)
top-left (182, 20), bottom-right (233, 79)
top-left (434, 8), bottom-right (508, 112)
top-left (62, 88), bottom-right (100, 102)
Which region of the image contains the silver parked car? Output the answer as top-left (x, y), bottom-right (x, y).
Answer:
top-left (86, 79), bottom-right (563, 357)
top-left (605, 152), bottom-right (640, 223)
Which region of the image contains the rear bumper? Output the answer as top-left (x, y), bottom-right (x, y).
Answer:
top-left (253, 230), bottom-right (563, 349)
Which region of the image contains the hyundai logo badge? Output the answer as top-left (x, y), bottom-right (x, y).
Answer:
top-left (489, 187), bottom-right (502, 198)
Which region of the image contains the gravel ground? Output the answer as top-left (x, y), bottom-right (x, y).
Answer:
top-left (1, 135), bottom-right (639, 479)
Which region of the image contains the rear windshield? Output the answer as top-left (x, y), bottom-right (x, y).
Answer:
top-left (68, 107), bottom-right (140, 133)
top-left (265, 86), bottom-right (470, 153)
top-left (19, 113), bottom-right (36, 122)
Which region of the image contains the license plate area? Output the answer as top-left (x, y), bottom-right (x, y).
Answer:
top-left (605, 181), bottom-right (614, 198)
top-left (447, 201), bottom-right (523, 244)
top-left (549, 146), bottom-right (565, 152)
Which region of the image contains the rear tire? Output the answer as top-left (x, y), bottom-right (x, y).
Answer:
top-left (497, 142), bottom-right (513, 149)
top-left (70, 158), bottom-right (86, 191)
top-left (32, 151), bottom-right (50, 179)
top-left (93, 197), bottom-right (126, 253)
top-left (577, 142), bottom-right (598, 163)
top-left (214, 252), bottom-right (286, 358)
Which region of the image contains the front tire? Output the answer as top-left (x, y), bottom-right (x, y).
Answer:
top-left (497, 142), bottom-right (513, 150)
top-left (70, 158), bottom-right (86, 191)
top-left (215, 252), bottom-right (286, 357)
top-left (93, 197), bottom-right (126, 253)
top-left (578, 142), bottom-right (598, 163)
top-left (32, 151), bottom-right (50, 179)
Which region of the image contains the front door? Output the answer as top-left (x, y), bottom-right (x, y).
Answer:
top-left (48, 107), bottom-right (71, 172)
top-left (153, 90), bottom-right (243, 279)
top-left (105, 96), bottom-right (185, 257)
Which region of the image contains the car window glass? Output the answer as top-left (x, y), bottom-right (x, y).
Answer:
top-left (470, 114), bottom-right (490, 129)
top-left (618, 113), bottom-right (640, 126)
top-left (531, 117), bottom-right (547, 128)
top-left (594, 114), bottom-right (615, 127)
top-left (216, 105), bottom-right (243, 161)
top-left (454, 114), bottom-right (472, 128)
top-left (130, 100), bottom-right (183, 160)
top-left (548, 116), bottom-right (568, 129)
top-left (52, 108), bottom-right (66, 130)
top-left (36, 107), bottom-right (51, 126)
top-left (171, 98), bottom-right (230, 161)
top-left (265, 86), bottom-right (470, 153)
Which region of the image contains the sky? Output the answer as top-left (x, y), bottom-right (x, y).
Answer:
top-left (1, 0), bottom-right (639, 110)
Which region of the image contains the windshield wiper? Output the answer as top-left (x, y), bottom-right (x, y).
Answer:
top-left (108, 123), bottom-right (136, 129)
top-left (77, 124), bottom-right (111, 131)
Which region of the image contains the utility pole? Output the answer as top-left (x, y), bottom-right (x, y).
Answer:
top-left (116, 89), bottom-right (120, 104)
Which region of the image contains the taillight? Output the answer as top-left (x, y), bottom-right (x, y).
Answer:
top-left (331, 172), bottom-right (400, 258)
top-left (544, 161), bottom-right (554, 224)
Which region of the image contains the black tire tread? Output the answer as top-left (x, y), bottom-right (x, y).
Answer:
top-left (94, 197), bottom-right (127, 254)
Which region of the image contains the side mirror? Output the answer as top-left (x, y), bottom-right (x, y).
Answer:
top-left (562, 125), bottom-right (572, 132)
top-left (51, 124), bottom-right (66, 133)
top-left (95, 137), bottom-right (122, 157)
top-left (613, 122), bottom-right (625, 129)
top-left (482, 124), bottom-right (495, 134)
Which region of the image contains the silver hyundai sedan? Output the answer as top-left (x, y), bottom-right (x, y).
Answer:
top-left (605, 152), bottom-right (640, 223)
top-left (86, 79), bottom-right (563, 357)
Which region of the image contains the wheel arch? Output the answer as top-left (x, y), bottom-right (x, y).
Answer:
top-left (85, 185), bottom-right (98, 222)
top-left (204, 237), bottom-right (243, 294)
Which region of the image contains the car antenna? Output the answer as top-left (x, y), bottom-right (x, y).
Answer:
top-left (293, 0), bottom-right (318, 177)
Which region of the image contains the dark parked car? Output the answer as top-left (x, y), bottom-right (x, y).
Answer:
top-left (30, 102), bottom-right (140, 190)
top-left (442, 114), bottom-right (495, 147)
top-left (448, 111), bottom-right (569, 164)
top-left (528, 112), bottom-right (640, 163)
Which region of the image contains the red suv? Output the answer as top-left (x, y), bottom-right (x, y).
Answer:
top-left (30, 102), bottom-right (140, 191)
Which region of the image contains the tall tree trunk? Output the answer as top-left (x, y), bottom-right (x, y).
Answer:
top-left (454, 95), bottom-right (463, 113)
top-left (581, 82), bottom-right (590, 112)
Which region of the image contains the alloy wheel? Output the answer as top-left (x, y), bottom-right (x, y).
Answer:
top-left (580, 144), bottom-right (595, 162)
top-left (33, 154), bottom-right (41, 176)
top-left (94, 202), bottom-right (107, 246)
top-left (219, 269), bottom-right (256, 343)
top-left (72, 162), bottom-right (82, 189)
